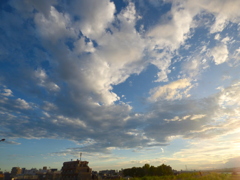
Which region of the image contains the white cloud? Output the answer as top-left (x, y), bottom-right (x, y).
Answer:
top-left (182, 81), bottom-right (240, 139)
top-left (221, 75), bottom-right (231, 81)
top-left (15, 98), bottom-right (31, 109)
top-left (147, 2), bottom-right (194, 49)
top-left (35, 6), bottom-right (76, 43)
top-left (218, 81), bottom-right (240, 108)
top-left (149, 79), bottom-right (192, 101)
top-left (161, 147), bottom-right (164, 153)
top-left (31, 1), bottom-right (147, 106)
top-left (164, 114), bottom-right (206, 122)
top-left (182, 59), bottom-right (201, 78)
top-left (74, 38), bottom-right (95, 54)
top-left (42, 101), bottom-right (57, 111)
top-left (221, 36), bottom-right (231, 44)
top-left (229, 48), bottom-right (240, 67)
top-left (10, 0), bottom-right (57, 18)
top-left (70, 2), bottom-right (145, 105)
top-left (4, 140), bottom-right (21, 145)
top-left (211, 44), bottom-right (229, 65)
top-left (210, 14), bottom-right (228, 33)
top-left (1, 89), bottom-right (13, 96)
top-left (190, 114), bottom-right (206, 120)
top-left (54, 116), bottom-right (87, 128)
top-left (145, 1), bottom-right (199, 82)
top-left (150, 51), bottom-right (172, 82)
top-left (70, 0), bottom-right (115, 39)
top-left (42, 111), bottom-right (50, 118)
top-left (187, 0), bottom-right (240, 33)
top-left (214, 33), bottom-right (220, 40)
top-left (35, 69), bottom-right (60, 92)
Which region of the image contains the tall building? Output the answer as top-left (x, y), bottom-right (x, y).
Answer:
top-left (61, 160), bottom-right (92, 180)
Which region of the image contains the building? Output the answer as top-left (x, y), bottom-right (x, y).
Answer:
top-left (23, 168), bottom-right (38, 175)
top-left (99, 170), bottom-right (116, 176)
top-left (0, 172), bottom-right (4, 180)
top-left (11, 167), bottom-right (22, 177)
top-left (98, 170), bottom-right (120, 179)
top-left (45, 171), bottom-right (61, 180)
top-left (61, 160), bottom-right (92, 180)
top-left (4, 172), bottom-right (11, 180)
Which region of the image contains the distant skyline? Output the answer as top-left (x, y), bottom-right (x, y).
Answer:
top-left (1, 0), bottom-right (240, 172)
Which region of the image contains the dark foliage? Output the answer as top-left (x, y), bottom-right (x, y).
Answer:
top-left (123, 164), bottom-right (173, 177)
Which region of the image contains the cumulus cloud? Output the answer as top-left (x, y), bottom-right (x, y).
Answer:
top-left (74, 38), bottom-right (95, 54)
top-left (69, 0), bottom-right (115, 39)
top-left (35, 6), bottom-right (76, 43)
top-left (147, 2), bottom-right (193, 49)
top-left (187, 0), bottom-right (240, 33)
top-left (31, 0), bottom-right (146, 106)
top-left (211, 44), bottom-right (229, 65)
top-left (142, 80), bottom-right (240, 144)
top-left (149, 79), bottom-right (192, 101)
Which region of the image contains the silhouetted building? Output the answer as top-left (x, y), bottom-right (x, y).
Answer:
top-left (0, 172), bottom-right (4, 180)
top-left (50, 169), bottom-right (58, 172)
top-left (11, 167), bottom-right (22, 177)
top-left (4, 172), bottom-right (11, 180)
top-left (61, 160), bottom-right (92, 180)
top-left (45, 171), bottom-right (61, 180)
top-left (21, 168), bottom-right (26, 174)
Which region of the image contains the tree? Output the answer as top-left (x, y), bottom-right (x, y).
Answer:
top-left (123, 163), bottom-right (173, 177)
top-left (142, 164), bottom-right (150, 176)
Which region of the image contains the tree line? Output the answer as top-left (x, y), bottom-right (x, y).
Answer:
top-left (123, 164), bottom-right (173, 177)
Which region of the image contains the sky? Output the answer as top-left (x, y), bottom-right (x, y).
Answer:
top-left (1, 0), bottom-right (240, 172)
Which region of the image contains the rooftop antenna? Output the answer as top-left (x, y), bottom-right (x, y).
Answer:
top-left (80, 152), bottom-right (82, 161)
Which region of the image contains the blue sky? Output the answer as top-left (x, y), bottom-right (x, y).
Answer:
top-left (1, 0), bottom-right (240, 172)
